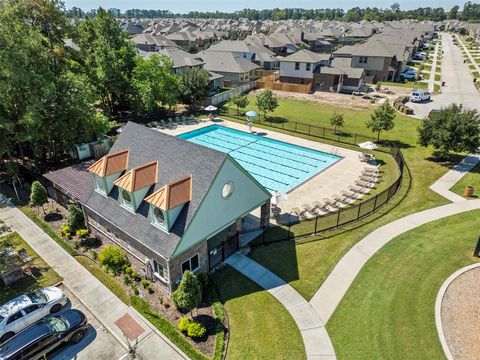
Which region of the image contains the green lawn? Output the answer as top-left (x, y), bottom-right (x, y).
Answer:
top-left (381, 81), bottom-right (428, 90)
top-left (327, 210), bottom-right (480, 360)
top-left (212, 266), bottom-right (306, 360)
top-left (434, 73), bottom-right (441, 81)
top-left (450, 162), bottom-right (480, 198)
top-left (236, 95), bottom-right (456, 299)
top-left (0, 232), bottom-right (62, 303)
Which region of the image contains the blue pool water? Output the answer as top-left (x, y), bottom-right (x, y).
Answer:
top-left (178, 125), bottom-right (341, 193)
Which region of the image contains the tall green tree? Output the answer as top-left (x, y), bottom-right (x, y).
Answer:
top-left (172, 270), bottom-right (202, 316)
top-left (179, 68), bottom-right (210, 111)
top-left (418, 104), bottom-right (480, 157)
top-left (447, 5), bottom-right (459, 19)
top-left (30, 181), bottom-right (48, 214)
top-left (365, 101), bottom-right (396, 141)
top-left (132, 55), bottom-right (180, 113)
top-left (255, 90), bottom-right (279, 119)
top-left (230, 94), bottom-right (249, 115)
top-left (330, 112), bottom-right (344, 134)
top-left (77, 8), bottom-right (137, 114)
top-left (0, 0), bottom-right (110, 166)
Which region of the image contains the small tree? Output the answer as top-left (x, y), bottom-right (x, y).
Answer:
top-left (230, 94), bottom-right (249, 115)
top-left (255, 90), bottom-right (278, 119)
top-left (98, 245), bottom-right (129, 274)
top-left (179, 68), bottom-right (210, 112)
top-left (330, 112), bottom-right (344, 134)
top-left (365, 100), bottom-right (396, 141)
top-left (418, 104), bottom-right (480, 157)
top-left (67, 204), bottom-right (85, 232)
top-left (172, 270), bottom-right (202, 316)
top-left (30, 181), bottom-right (48, 214)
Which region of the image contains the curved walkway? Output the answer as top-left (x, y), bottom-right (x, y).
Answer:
top-left (435, 263), bottom-right (480, 360)
top-left (225, 253), bottom-right (336, 360)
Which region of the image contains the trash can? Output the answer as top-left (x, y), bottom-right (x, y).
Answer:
top-left (464, 185), bottom-right (474, 197)
top-left (441, 81), bottom-right (446, 87)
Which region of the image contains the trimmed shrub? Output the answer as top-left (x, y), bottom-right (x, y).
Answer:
top-left (76, 229), bottom-right (89, 237)
top-left (178, 317), bottom-right (191, 332)
top-left (67, 204), bottom-right (85, 232)
top-left (147, 285), bottom-right (155, 294)
top-left (123, 274), bottom-right (132, 285)
top-left (131, 271), bottom-right (141, 282)
top-left (98, 245), bottom-right (129, 275)
top-left (187, 322), bottom-right (206, 338)
top-left (125, 266), bottom-right (133, 276)
top-left (141, 279), bottom-right (150, 288)
top-left (172, 271), bottom-right (202, 313)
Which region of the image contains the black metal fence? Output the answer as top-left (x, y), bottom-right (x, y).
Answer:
top-left (239, 148), bottom-right (406, 247)
top-left (221, 107), bottom-right (394, 151)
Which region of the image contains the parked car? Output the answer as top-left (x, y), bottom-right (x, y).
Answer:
top-left (400, 69), bottom-right (418, 81)
top-left (410, 90), bottom-right (431, 103)
top-left (0, 309), bottom-right (88, 360)
top-left (0, 287), bottom-right (67, 343)
top-left (413, 52), bottom-right (427, 60)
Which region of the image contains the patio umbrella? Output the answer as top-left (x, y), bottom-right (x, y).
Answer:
top-left (245, 110), bottom-right (258, 117)
top-left (358, 141), bottom-right (379, 150)
top-left (204, 105), bottom-right (218, 112)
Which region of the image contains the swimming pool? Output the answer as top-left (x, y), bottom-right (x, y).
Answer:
top-left (178, 125), bottom-right (341, 193)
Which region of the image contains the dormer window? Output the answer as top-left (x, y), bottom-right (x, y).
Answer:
top-left (121, 190), bottom-right (133, 209)
top-left (87, 149), bottom-right (129, 195)
top-left (94, 174), bottom-right (105, 193)
top-left (153, 207), bottom-right (166, 227)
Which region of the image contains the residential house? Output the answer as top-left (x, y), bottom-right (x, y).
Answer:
top-left (302, 32), bottom-right (333, 53)
top-left (198, 51), bottom-right (260, 87)
top-left (314, 57), bottom-right (365, 92)
top-left (76, 122), bottom-right (271, 293)
top-left (131, 33), bottom-right (177, 52)
top-left (279, 50), bottom-right (331, 85)
top-left (206, 40), bottom-right (279, 70)
top-left (334, 37), bottom-right (410, 83)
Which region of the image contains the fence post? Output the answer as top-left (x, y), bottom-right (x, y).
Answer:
top-left (336, 210), bottom-right (341, 228)
top-left (373, 195), bottom-right (378, 211)
top-left (357, 202), bottom-right (362, 220)
top-left (314, 215), bottom-right (318, 234)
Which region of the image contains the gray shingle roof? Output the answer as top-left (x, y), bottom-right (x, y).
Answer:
top-left (198, 51), bottom-right (260, 73)
top-left (44, 161), bottom-right (93, 202)
top-left (280, 49), bottom-right (331, 63)
top-left (83, 122), bottom-right (227, 259)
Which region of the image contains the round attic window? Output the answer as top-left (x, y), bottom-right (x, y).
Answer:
top-left (222, 181), bottom-right (234, 199)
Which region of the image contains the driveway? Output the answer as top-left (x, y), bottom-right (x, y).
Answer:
top-left (51, 286), bottom-right (127, 360)
top-left (407, 33), bottom-right (480, 118)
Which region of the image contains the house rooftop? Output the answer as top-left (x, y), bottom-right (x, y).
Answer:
top-left (280, 49), bottom-right (331, 63)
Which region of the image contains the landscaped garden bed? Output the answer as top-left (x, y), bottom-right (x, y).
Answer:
top-left (20, 197), bottom-right (227, 359)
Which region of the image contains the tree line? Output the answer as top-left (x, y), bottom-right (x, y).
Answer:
top-left (0, 1), bottom-right (211, 177)
top-left (66, 3), bottom-right (480, 22)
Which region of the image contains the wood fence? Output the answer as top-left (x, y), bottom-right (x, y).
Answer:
top-left (255, 74), bottom-right (312, 94)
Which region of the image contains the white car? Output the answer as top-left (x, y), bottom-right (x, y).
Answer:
top-left (410, 90), bottom-right (431, 103)
top-left (0, 287), bottom-right (67, 343)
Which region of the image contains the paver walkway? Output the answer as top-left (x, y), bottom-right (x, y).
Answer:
top-left (0, 205), bottom-right (186, 360)
top-left (429, 154), bottom-right (480, 202)
top-left (225, 253), bottom-right (336, 360)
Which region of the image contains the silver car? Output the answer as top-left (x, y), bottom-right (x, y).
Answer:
top-left (0, 287), bottom-right (67, 343)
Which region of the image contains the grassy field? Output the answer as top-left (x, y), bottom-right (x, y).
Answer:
top-left (381, 81), bottom-right (427, 90)
top-left (233, 95), bottom-right (455, 299)
top-left (212, 267), bottom-right (306, 360)
top-left (327, 210), bottom-right (480, 360)
top-left (450, 162), bottom-right (480, 199)
top-left (434, 73), bottom-right (441, 81)
top-left (0, 232), bottom-right (62, 303)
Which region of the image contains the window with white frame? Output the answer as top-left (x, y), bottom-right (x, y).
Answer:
top-left (181, 254), bottom-right (199, 274)
top-left (121, 189), bottom-right (133, 209)
top-left (295, 62), bottom-right (300, 70)
top-left (359, 56), bottom-right (368, 64)
top-left (94, 175), bottom-right (104, 192)
top-left (306, 63), bottom-right (311, 71)
top-left (153, 259), bottom-right (167, 280)
top-left (153, 207), bottom-right (165, 226)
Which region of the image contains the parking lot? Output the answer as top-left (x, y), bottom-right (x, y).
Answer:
top-left (51, 286), bottom-right (127, 360)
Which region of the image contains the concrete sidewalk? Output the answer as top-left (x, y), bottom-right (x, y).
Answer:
top-left (456, 35), bottom-right (480, 74)
top-left (0, 205), bottom-right (186, 360)
top-left (225, 253), bottom-right (336, 360)
top-left (309, 199), bottom-right (480, 324)
top-left (429, 154), bottom-right (480, 202)
top-left (427, 42), bottom-right (440, 93)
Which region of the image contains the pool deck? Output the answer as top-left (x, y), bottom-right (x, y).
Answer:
top-left (157, 118), bottom-right (374, 223)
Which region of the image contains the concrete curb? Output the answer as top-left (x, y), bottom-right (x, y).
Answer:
top-left (434, 262), bottom-right (480, 360)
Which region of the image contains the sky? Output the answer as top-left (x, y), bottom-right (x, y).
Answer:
top-left (63, 0), bottom-right (469, 13)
